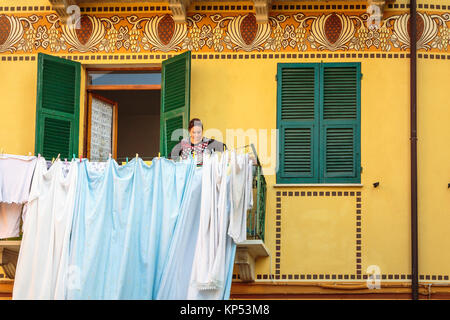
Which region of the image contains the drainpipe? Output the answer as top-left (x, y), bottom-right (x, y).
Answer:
top-left (410, 0), bottom-right (419, 301)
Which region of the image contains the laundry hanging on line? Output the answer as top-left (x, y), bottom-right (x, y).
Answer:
top-left (4, 151), bottom-right (254, 300)
top-left (13, 158), bottom-right (78, 299)
top-left (67, 157), bottom-right (198, 299)
top-left (0, 154), bottom-right (37, 239)
top-left (187, 151), bottom-right (253, 299)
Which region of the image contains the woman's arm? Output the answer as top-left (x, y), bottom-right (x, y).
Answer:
top-left (206, 138), bottom-right (227, 152)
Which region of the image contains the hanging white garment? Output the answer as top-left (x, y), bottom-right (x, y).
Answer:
top-left (0, 154), bottom-right (37, 239)
top-left (208, 151), bottom-right (230, 289)
top-left (189, 151), bottom-right (231, 292)
top-left (0, 203), bottom-right (23, 239)
top-left (0, 154), bottom-right (37, 204)
top-left (228, 153), bottom-right (254, 244)
top-left (13, 158), bottom-right (78, 300)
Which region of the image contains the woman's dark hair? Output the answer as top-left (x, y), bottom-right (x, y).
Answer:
top-left (188, 118), bottom-right (203, 131)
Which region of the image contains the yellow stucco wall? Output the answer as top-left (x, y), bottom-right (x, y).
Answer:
top-left (0, 60), bottom-right (37, 155)
top-left (0, 0), bottom-right (449, 291)
top-left (417, 59), bottom-right (450, 276)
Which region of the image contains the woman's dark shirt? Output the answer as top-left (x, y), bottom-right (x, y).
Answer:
top-left (170, 137), bottom-right (227, 165)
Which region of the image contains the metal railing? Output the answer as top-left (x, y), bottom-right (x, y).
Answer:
top-left (246, 144), bottom-right (267, 242)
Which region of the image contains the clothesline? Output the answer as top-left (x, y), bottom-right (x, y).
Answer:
top-left (0, 142), bottom-right (261, 167)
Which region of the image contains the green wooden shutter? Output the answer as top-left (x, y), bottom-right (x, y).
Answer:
top-left (160, 51), bottom-right (191, 157)
top-left (320, 63), bottom-right (361, 183)
top-left (277, 64), bottom-right (320, 183)
top-left (35, 53), bottom-right (81, 160)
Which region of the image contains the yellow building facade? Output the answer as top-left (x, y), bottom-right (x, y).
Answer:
top-left (0, 0), bottom-right (449, 299)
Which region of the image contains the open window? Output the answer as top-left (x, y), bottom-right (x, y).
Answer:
top-left (35, 52), bottom-right (191, 161)
top-left (86, 68), bottom-right (162, 161)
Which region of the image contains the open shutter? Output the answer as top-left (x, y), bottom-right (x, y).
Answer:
top-left (160, 51), bottom-right (191, 157)
top-left (35, 53), bottom-right (81, 160)
top-left (277, 64), bottom-right (320, 183)
top-left (320, 63), bottom-right (361, 183)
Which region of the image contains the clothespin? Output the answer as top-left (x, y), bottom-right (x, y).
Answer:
top-left (158, 152), bottom-right (160, 159)
top-left (38, 153), bottom-right (41, 159)
top-left (28, 152), bottom-right (32, 156)
top-left (64, 158), bottom-right (67, 164)
top-left (126, 157), bottom-right (128, 164)
top-left (136, 153), bottom-right (138, 160)
top-left (52, 157), bottom-right (55, 163)
top-left (193, 151), bottom-right (195, 159)
top-left (109, 153), bottom-right (112, 160)
top-left (73, 154), bottom-right (76, 161)
top-left (56, 153), bottom-right (60, 161)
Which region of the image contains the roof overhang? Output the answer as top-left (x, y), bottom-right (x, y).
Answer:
top-left (49, 0), bottom-right (395, 24)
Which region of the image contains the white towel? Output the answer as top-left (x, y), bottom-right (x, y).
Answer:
top-left (0, 203), bottom-right (23, 239)
top-left (0, 154), bottom-right (37, 238)
top-left (13, 158), bottom-right (78, 300)
top-left (189, 151), bottom-right (255, 295)
top-left (228, 153), bottom-right (252, 244)
top-left (189, 151), bottom-right (230, 291)
top-left (0, 154), bottom-right (37, 204)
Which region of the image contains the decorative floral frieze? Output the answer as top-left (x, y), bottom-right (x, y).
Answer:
top-left (0, 10), bottom-right (449, 54)
top-left (0, 14), bottom-right (40, 53)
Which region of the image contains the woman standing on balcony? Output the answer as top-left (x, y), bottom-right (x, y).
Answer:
top-left (170, 118), bottom-right (226, 165)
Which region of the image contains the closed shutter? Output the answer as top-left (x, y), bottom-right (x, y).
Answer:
top-left (160, 51), bottom-right (191, 157)
top-left (277, 64), bottom-right (320, 183)
top-left (35, 53), bottom-right (81, 160)
top-left (320, 64), bottom-right (361, 183)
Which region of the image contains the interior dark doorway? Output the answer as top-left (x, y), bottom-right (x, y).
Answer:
top-left (89, 90), bottom-right (160, 162)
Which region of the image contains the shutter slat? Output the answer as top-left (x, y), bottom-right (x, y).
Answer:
top-left (283, 127), bottom-right (312, 175)
top-left (41, 58), bottom-right (77, 115)
top-left (163, 57), bottom-right (188, 114)
top-left (281, 67), bottom-right (316, 121)
top-left (325, 127), bottom-right (355, 175)
top-left (165, 115), bottom-right (183, 155)
top-left (42, 117), bottom-right (71, 160)
top-left (323, 66), bottom-right (357, 120)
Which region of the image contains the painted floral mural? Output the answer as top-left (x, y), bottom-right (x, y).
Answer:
top-left (0, 9), bottom-right (448, 54)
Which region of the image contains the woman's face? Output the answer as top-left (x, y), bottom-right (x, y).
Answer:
top-left (190, 126), bottom-right (203, 144)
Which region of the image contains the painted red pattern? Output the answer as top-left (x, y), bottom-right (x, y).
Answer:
top-left (76, 15), bottom-right (93, 45)
top-left (324, 13), bottom-right (342, 45)
top-left (158, 14), bottom-right (175, 45)
top-left (240, 13), bottom-right (257, 45)
top-left (0, 15), bottom-right (11, 46)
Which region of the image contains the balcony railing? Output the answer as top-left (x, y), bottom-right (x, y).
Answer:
top-left (246, 144), bottom-right (266, 242)
top-left (233, 144), bottom-right (269, 282)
